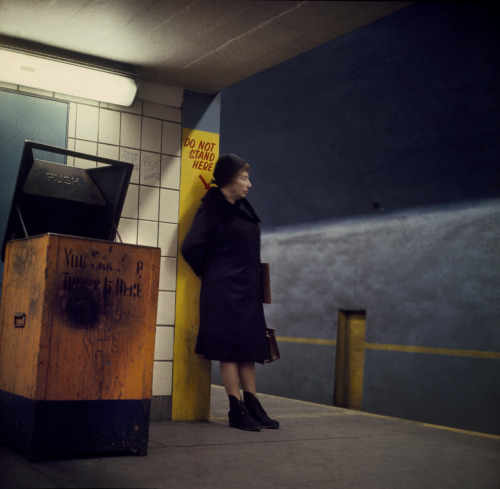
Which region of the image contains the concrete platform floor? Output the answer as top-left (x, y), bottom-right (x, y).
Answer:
top-left (1, 385), bottom-right (499, 489)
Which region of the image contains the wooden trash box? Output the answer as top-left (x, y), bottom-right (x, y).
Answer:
top-left (0, 234), bottom-right (160, 461)
top-left (0, 141), bottom-right (161, 461)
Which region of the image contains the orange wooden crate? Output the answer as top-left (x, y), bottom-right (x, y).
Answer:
top-left (0, 234), bottom-right (160, 460)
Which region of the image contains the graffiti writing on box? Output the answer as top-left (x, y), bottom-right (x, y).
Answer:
top-left (62, 247), bottom-right (144, 299)
top-left (184, 137), bottom-right (217, 171)
top-left (83, 332), bottom-right (119, 355)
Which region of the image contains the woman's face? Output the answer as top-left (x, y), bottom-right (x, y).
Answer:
top-left (223, 170), bottom-right (252, 202)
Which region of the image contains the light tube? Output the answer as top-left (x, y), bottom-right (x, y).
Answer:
top-left (0, 48), bottom-right (137, 106)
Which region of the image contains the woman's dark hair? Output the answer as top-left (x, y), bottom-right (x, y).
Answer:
top-left (212, 154), bottom-right (250, 188)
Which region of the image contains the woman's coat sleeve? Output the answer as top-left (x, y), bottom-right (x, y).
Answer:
top-left (181, 203), bottom-right (209, 277)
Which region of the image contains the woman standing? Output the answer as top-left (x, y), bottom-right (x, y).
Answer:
top-left (181, 154), bottom-right (279, 431)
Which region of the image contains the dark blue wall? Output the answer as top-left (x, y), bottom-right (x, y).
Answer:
top-left (183, 90), bottom-right (221, 133)
top-left (221, 2), bottom-right (499, 229)
top-left (218, 2), bottom-right (500, 435)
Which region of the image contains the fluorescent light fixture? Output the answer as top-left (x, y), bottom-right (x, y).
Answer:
top-left (0, 48), bottom-right (137, 106)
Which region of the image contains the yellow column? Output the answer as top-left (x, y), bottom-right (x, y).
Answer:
top-left (172, 128), bottom-right (219, 420)
top-left (334, 310), bottom-right (366, 410)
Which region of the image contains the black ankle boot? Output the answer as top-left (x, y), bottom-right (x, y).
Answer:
top-left (228, 395), bottom-right (261, 431)
top-left (243, 392), bottom-right (280, 429)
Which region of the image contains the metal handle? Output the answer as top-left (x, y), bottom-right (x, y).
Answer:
top-left (14, 313), bottom-right (26, 328)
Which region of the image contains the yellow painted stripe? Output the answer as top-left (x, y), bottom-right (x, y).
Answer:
top-left (210, 413), bottom-right (500, 438)
top-left (419, 422), bottom-right (500, 440)
top-left (277, 336), bottom-right (336, 346)
top-left (210, 385), bottom-right (499, 439)
top-left (365, 343), bottom-right (500, 360)
top-left (276, 337), bottom-right (500, 360)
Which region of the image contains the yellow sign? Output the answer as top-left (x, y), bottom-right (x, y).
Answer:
top-left (178, 128), bottom-right (220, 233)
top-left (172, 128), bottom-right (219, 421)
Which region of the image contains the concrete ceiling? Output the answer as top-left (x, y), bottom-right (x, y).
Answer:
top-left (0, 0), bottom-right (412, 94)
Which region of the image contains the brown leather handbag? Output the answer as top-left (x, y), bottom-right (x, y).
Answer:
top-left (265, 328), bottom-right (281, 363)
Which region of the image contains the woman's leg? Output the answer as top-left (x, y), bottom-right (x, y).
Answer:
top-left (219, 361), bottom-right (242, 398)
top-left (238, 362), bottom-right (257, 395)
top-left (220, 361), bottom-right (257, 396)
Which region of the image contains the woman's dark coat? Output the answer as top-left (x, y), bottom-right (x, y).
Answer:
top-left (181, 187), bottom-right (269, 363)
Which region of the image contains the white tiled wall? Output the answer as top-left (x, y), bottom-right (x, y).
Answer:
top-left (0, 81), bottom-right (182, 406)
top-left (72, 95), bottom-right (181, 401)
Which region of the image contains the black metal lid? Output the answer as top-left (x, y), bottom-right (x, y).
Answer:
top-left (1, 141), bottom-right (134, 261)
